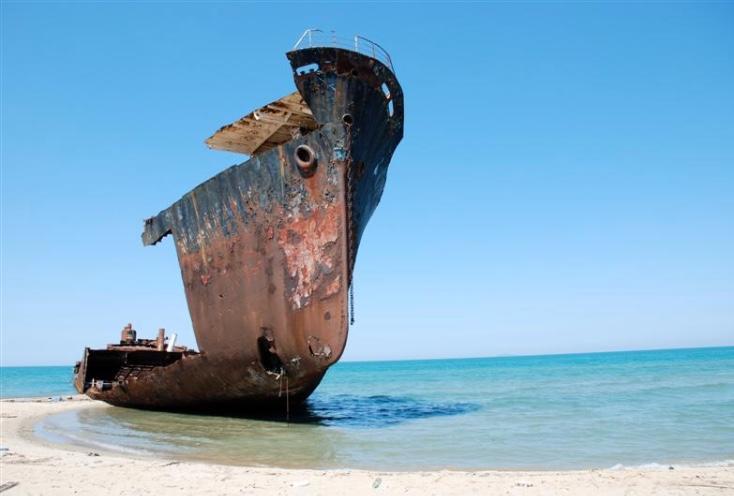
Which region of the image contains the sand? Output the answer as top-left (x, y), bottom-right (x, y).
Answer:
top-left (0, 397), bottom-right (732, 495)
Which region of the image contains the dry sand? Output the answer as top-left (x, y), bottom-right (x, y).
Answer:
top-left (1, 397), bottom-right (732, 495)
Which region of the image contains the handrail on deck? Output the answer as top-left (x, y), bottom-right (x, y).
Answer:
top-left (292, 29), bottom-right (395, 75)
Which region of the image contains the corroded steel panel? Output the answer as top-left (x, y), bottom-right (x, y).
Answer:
top-left (150, 124), bottom-right (350, 360)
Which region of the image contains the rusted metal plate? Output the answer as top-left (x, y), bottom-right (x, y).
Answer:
top-left (205, 92), bottom-right (318, 156)
top-left (75, 40), bottom-right (404, 412)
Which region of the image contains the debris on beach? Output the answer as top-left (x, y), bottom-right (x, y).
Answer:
top-left (0, 482), bottom-right (19, 493)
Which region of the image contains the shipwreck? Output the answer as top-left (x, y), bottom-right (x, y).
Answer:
top-left (73, 30), bottom-right (404, 411)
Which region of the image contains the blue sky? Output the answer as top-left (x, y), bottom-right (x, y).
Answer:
top-left (1, 2), bottom-right (732, 366)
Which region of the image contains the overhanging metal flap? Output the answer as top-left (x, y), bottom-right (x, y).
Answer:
top-left (205, 92), bottom-right (318, 156)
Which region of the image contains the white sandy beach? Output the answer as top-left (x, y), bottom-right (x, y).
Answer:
top-left (0, 397), bottom-right (732, 495)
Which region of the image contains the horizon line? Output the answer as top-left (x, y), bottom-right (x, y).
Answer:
top-left (1, 344), bottom-right (732, 368)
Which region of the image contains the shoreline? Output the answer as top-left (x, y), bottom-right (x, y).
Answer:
top-left (1, 397), bottom-right (733, 495)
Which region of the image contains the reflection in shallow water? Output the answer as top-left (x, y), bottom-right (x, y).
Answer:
top-left (35, 349), bottom-right (734, 470)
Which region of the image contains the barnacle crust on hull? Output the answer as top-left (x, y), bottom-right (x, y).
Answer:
top-left (73, 30), bottom-right (404, 412)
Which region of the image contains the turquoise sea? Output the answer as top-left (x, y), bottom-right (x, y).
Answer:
top-left (2, 347), bottom-right (733, 470)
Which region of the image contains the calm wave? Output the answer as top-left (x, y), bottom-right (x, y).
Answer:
top-left (6, 347), bottom-right (734, 470)
top-left (1, 365), bottom-right (76, 398)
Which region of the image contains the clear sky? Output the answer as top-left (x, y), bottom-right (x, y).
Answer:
top-left (1, 2), bottom-right (732, 366)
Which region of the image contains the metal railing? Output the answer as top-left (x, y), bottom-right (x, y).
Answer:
top-left (292, 29), bottom-right (395, 74)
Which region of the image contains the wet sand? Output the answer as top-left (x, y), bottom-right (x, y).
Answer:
top-left (1, 397), bottom-right (732, 495)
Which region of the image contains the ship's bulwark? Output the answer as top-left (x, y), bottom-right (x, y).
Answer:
top-left (74, 45), bottom-right (404, 412)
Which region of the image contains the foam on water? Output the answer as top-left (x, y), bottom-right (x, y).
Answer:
top-left (5, 346), bottom-right (734, 470)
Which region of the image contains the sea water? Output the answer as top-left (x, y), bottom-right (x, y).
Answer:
top-left (3, 347), bottom-right (733, 470)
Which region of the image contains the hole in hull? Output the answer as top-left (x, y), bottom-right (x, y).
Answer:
top-left (257, 332), bottom-right (283, 374)
top-left (294, 144), bottom-right (317, 177)
top-left (381, 83), bottom-right (391, 99)
top-left (296, 63), bottom-right (319, 75)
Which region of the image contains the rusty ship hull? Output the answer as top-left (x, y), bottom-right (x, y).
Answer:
top-left (73, 36), bottom-right (403, 411)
